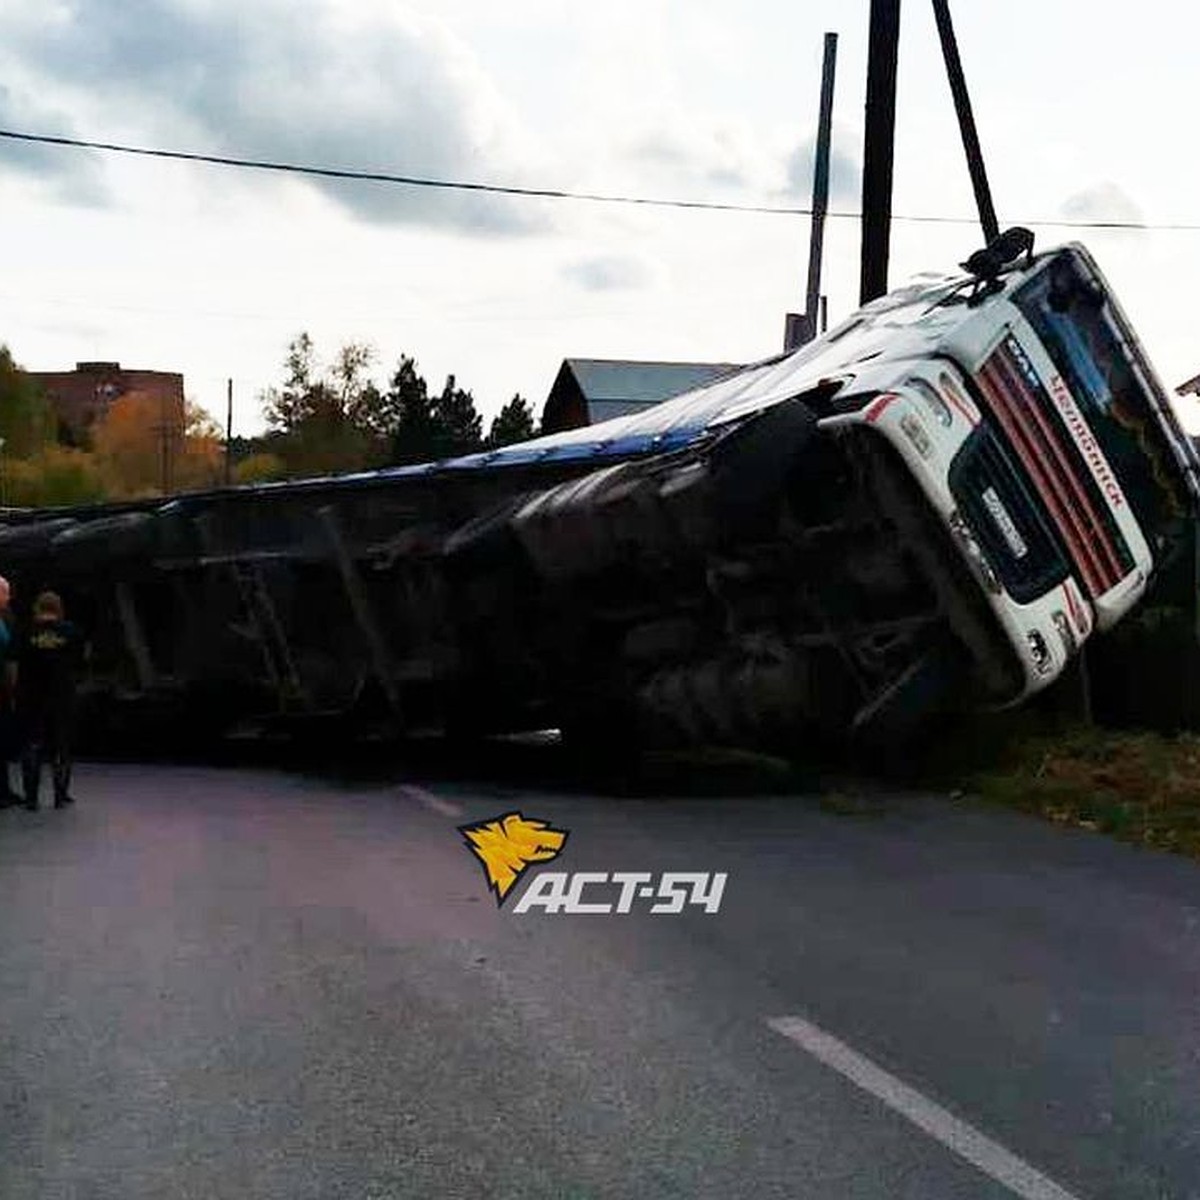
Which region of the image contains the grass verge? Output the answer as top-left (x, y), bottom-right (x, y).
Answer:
top-left (921, 714), bottom-right (1200, 858)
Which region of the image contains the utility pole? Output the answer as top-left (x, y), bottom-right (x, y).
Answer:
top-left (859, 0), bottom-right (901, 304)
top-left (931, 0), bottom-right (999, 245)
top-left (225, 377), bottom-right (233, 486)
top-left (785, 32), bottom-right (839, 351)
top-left (805, 32), bottom-right (838, 336)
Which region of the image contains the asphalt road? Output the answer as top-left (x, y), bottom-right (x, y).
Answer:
top-left (2, 750), bottom-right (1199, 1199)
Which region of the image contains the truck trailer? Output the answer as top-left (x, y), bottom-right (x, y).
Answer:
top-left (1, 234), bottom-right (1194, 753)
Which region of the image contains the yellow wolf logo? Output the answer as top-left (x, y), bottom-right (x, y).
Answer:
top-left (459, 812), bottom-right (569, 906)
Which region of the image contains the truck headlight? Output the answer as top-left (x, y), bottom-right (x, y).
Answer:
top-left (1026, 629), bottom-right (1054, 676)
top-left (907, 378), bottom-right (953, 427)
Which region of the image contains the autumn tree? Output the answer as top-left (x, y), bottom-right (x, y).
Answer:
top-left (93, 392), bottom-right (224, 498)
top-left (92, 390), bottom-right (168, 497)
top-left (487, 394), bottom-right (537, 448)
top-left (174, 402), bottom-right (225, 492)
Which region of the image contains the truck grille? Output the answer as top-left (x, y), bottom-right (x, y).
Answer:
top-left (973, 334), bottom-right (1133, 599)
top-left (949, 424), bottom-right (1068, 604)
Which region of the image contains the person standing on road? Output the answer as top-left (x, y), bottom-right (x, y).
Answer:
top-left (16, 590), bottom-right (83, 810)
top-left (0, 575), bottom-right (21, 808)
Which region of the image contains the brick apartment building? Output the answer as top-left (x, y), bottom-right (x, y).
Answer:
top-left (29, 361), bottom-right (185, 444)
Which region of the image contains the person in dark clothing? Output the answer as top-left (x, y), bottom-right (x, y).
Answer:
top-left (16, 591), bottom-right (83, 810)
top-left (0, 575), bottom-right (21, 808)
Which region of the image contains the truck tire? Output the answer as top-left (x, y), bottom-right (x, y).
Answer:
top-left (707, 398), bottom-right (819, 541)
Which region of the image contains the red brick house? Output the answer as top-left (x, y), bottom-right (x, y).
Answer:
top-left (29, 361), bottom-right (185, 444)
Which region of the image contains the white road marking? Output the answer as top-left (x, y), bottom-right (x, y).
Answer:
top-left (399, 785), bottom-right (464, 819)
top-left (766, 1015), bottom-right (1081, 1200)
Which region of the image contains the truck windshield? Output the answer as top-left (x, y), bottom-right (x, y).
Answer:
top-left (1012, 253), bottom-right (1188, 561)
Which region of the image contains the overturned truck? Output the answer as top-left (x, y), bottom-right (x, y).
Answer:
top-left (3, 237), bottom-right (1197, 753)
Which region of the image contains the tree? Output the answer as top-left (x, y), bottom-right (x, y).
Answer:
top-left (430, 374), bottom-right (483, 461)
top-left (384, 355), bottom-right (438, 465)
top-left (0, 345), bottom-right (54, 458)
top-left (487, 394), bottom-right (537, 448)
top-left (336, 342), bottom-right (382, 430)
top-left (264, 333), bottom-right (381, 436)
top-left (259, 333), bottom-right (380, 477)
top-left (383, 367), bottom-right (483, 466)
top-left (261, 335), bottom-right (524, 471)
top-left (92, 390), bottom-right (170, 497)
top-left (173, 401), bottom-right (225, 492)
top-left (261, 332), bottom-right (318, 432)
top-left (93, 392), bottom-right (224, 497)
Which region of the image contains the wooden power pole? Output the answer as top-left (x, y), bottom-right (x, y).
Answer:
top-left (931, 0), bottom-right (999, 245)
top-left (785, 32), bottom-right (839, 351)
top-left (225, 378), bottom-right (234, 486)
top-left (859, 0), bottom-right (901, 305)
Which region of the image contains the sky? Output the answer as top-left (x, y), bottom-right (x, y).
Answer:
top-left (2, 1), bottom-right (1200, 437)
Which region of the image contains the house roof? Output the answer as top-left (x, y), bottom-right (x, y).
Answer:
top-left (563, 358), bottom-right (743, 407)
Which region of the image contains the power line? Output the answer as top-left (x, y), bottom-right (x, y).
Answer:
top-left (0, 126), bottom-right (1195, 232)
top-left (0, 128), bottom-right (812, 217)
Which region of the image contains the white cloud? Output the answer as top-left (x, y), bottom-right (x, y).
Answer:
top-left (561, 255), bottom-right (651, 292)
top-left (0, 85), bottom-right (108, 207)
top-left (0, 0), bottom-right (547, 233)
top-left (783, 124), bottom-right (861, 205)
top-left (1060, 182), bottom-right (1145, 227)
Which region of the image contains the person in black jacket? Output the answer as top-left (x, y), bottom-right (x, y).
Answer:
top-left (16, 591), bottom-right (83, 810)
top-left (0, 575), bottom-right (20, 807)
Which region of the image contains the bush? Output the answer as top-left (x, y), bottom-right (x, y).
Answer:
top-left (232, 452), bottom-right (287, 485)
top-left (4, 446), bottom-right (106, 507)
